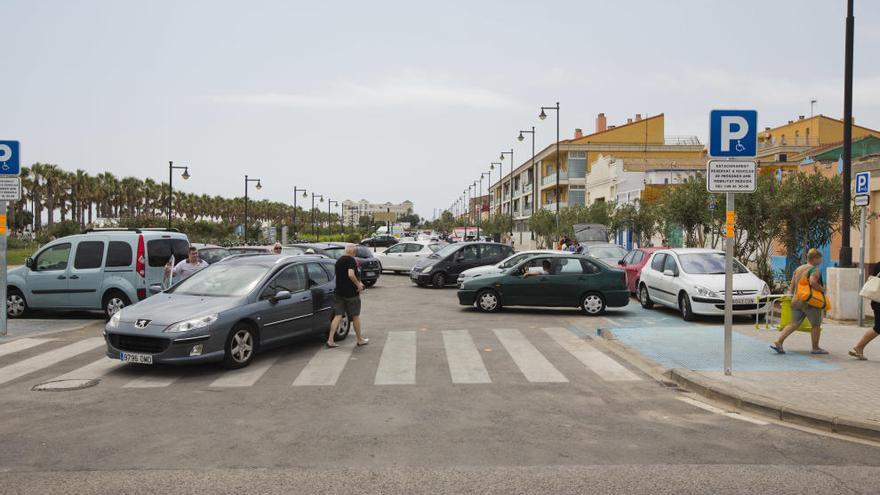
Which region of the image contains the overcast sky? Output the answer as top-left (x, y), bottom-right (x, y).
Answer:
top-left (3, 0), bottom-right (879, 219)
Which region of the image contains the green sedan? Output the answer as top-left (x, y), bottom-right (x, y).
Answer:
top-left (457, 253), bottom-right (629, 315)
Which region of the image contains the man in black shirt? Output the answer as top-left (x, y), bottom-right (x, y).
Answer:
top-left (327, 245), bottom-right (369, 347)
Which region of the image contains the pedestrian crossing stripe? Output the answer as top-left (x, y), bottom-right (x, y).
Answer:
top-left (0, 328), bottom-right (641, 389)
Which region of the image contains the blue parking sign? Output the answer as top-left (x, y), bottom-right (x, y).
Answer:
top-left (709, 110), bottom-right (757, 158)
top-left (856, 171), bottom-right (870, 195)
top-left (0, 141), bottom-right (20, 175)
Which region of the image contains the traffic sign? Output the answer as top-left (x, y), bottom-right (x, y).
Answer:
top-left (707, 160), bottom-right (757, 193)
top-left (855, 194), bottom-right (870, 207)
top-left (855, 171), bottom-right (871, 195)
top-left (0, 178), bottom-right (21, 200)
top-left (709, 110), bottom-right (758, 158)
top-left (0, 141), bottom-right (20, 175)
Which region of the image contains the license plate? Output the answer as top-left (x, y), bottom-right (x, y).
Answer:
top-left (733, 297), bottom-right (754, 305)
top-left (120, 352), bottom-right (153, 365)
top-left (364, 271), bottom-right (376, 277)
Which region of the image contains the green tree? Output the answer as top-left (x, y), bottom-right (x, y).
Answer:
top-left (658, 174), bottom-right (712, 247)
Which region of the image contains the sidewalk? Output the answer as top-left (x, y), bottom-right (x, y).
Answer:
top-left (602, 319), bottom-right (880, 440)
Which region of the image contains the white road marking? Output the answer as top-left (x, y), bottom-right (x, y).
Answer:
top-left (52, 357), bottom-right (124, 381)
top-left (122, 374), bottom-right (178, 388)
top-left (0, 337), bottom-right (105, 386)
top-left (493, 328), bottom-right (567, 383)
top-left (211, 355), bottom-right (280, 387)
top-left (442, 330), bottom-right (490, 384)
top-left (0, 338), bottom-right (54, 358)
top-left (543, 327), bottom-right (640, 382)
top-left (599, 317), bottom-right (621, 327)
top-left (293, 340), bottom-right (355, 386)
top-left (375, 331), bottom-right (416, 385)
top-left (677, 396), bottom-right (769, 425)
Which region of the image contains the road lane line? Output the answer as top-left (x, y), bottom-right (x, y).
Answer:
top-left (493, 329), bottom-right (567, 383)
top-left (677, 396), bottom-right (769, 425)
top-left (0, 337), bottom-right (105, 386)
top-left (375, 331), bottom-right (416, 385)
top-left (543, 327), bottom-right (640, 382)
top-left (0, 338), bottom-right (54, 358)
top-left (52, 357), bottom-right (124, 381)
top-left (211, 355), bottom-right (280, 387)
top-left (293, 340), bottom-right (355, 386)
top-left (122, 374), bottom-right (179, 388)
top-left (442, 330), bottom-right (490, 384)
top-left (599, 316), bottom-right (621, 327)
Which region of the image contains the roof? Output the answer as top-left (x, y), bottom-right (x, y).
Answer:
top-left (562, 113), bottom-right (665, 145)
top-left (660, 248), bottom-right (723, 255)
top-left (220, 254), bottom-right (330, 267)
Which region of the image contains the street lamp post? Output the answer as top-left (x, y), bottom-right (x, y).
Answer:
top-left (490, 162), bottom-right (502, 217)
top-left (327, 199), bottom-right (339, 239)
top-left (167, 161), bottom-right (190, 229)
top-left (243, 175), bottom-right (262, 244)
top-left (518, 126), bottom-right (536, 240)
top-left (480, 172), bottom-right (490, 233)
top-left (840, 0), bottom-right (855, 267)
top-left (293, 187), bottom-right (307, 242)
top-left (539, 102), bottom-right (561, 233)
top-left (311, 193), bottom-right (324, 239)
top-left (500, 150), bottom-right (513, 238)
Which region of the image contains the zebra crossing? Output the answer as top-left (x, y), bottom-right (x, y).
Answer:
top-left (0, 327), bottom-right (641, 390)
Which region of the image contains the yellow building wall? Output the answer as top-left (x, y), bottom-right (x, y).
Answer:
top-left (759, 115), bottom-right (880, 146)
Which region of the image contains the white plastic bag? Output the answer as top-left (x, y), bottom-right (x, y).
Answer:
top-left (859, 275), bottom-right (880, 302)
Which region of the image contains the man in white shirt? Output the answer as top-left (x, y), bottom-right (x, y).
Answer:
top-left (523, 259), bottom-right (553, 278)
top-left (165, 246), bottom-right (209, 283)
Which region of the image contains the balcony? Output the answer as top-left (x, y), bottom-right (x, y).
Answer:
top-left (543, 201), bottom-right (567, 211)
top-left (541, 170), bottom-right (569, 187)
top-left (521, 207), bottom-right (532, 217)
top-left (523, 183), bottom-right (533, 195)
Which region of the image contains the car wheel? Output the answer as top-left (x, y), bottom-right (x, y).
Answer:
top-left (103, 291), bottom-right (130, 320)
top-left (334, 313), bottom-right (350, 341)
top-left (224, 324), bottom-right (257, 369)
top-left (581, 292), bottom-right (606, 315)
top-left (679, 293), bottom-right (696, 322)
top-left (639, 284), bottom-right (654, 309)
top-left (476, 289), bottom-right (501, 312)
top-left (7, 288), bottom-right (28, 318)
top-left (363, 279), bottom-right (376, 288)
top-left (431, 272), bottom-right (446, 288)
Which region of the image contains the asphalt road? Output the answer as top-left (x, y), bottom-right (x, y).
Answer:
top-left (0, 274), bottom-right (877, 494)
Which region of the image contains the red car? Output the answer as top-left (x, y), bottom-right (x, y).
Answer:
top-left (619, 247), bottom-right (663, 294)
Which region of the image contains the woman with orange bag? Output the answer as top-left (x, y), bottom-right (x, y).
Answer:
top-left (771, 248), bottom-right (829, 355)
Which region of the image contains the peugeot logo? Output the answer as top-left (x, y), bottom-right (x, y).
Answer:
top-left (135, 319), bottom-right (151, 329)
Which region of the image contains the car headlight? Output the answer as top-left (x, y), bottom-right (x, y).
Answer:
top-left (164, 314), bottom-right (218, 333)
top-left (761, 284), bottom-right (771, 295)
top-left (694, 285), bottom-right (719, 298)
top-left (107, 311), bottom-right (122, 329)
top-left (421, 265), bottom-right (434, 273)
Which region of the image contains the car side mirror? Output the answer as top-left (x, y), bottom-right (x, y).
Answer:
top-left (25, 257), bottom-right (34, 270)
top-left (271, 290), bottom-right (292, 303)
top-left (618, 260), bottom-right (625, 266)
top-left (663, 269), bottom-right (676, 277)
top-left (148, 283), bottom-right (165, 294)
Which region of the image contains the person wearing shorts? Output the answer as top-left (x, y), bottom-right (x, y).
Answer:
top-left (327, 245), bottom-right (369, 348)
top-left (771, 248), bottom-right (827, 355)
top-left (850, 262), bottom-right (880, 360)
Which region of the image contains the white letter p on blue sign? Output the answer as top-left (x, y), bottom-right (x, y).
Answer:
top-left (710, 110), bottom-right (757, 158)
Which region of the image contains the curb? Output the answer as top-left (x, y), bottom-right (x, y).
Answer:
top-left (597, 328), bottom-right (880, 443)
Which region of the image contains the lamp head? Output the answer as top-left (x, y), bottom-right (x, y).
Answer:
top-left (490, 163), bottom-right (494, 170)
top-left (517, 132), bottom-right (524, 142)
top-left (539, 109), bottom-right (547, 120)
top-left (255, 181), bottom-right (262, 190)
top-left (499, 153), bottom-right (505, 161)
top-left (181, 168), bottom-right (190, 180)
top-left (302, 190), bottom-right (308, 198)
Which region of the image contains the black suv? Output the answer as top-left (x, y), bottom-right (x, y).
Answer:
top-left (296, 242), bottom-right (381, 288)
top-left (409, 242), bottom-right (514, 288)
top-left (361, 235), bottom-right (398, 248)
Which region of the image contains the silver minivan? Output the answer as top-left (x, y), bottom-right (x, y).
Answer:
top-left (6, 228), bottom-right (190, 319)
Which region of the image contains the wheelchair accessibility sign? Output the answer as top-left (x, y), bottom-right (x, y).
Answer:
top-left (0, 141), bottom-right (20, 175)
top-left (709, 110), bottom-right (757, 158)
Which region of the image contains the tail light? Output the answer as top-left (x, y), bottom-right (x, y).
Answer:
top-left (137, 288), bottom-right (146, 300)
top-left (136, 234), bottom-right (145, 278)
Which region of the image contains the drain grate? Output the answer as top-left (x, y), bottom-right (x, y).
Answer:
top-left (32, 379), bottom-right (100, 392)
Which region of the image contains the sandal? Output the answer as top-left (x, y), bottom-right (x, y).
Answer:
top-left (326, 342), bottom-right (339, 348)
top-left (357, 338), bottom-right (370, 346)
top-left (770, 344), bottom-right (785, 354)
top-left (811, 349), bottom-right (829, 355)
top-left (849, 349), bottom-right (867, 361)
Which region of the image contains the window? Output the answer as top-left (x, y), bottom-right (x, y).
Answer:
top-left (199, 248), bottom-right (231, 264)
top-left (106, 241), bottom-right (133, 267)
top-left (632, 250), bottom-right (645, 265)
top-left (321, 261), bottom-right (337, 278)
top-left (384, 244), bottom-right (406, 254)
top-left (147, 239), bottom-right (190, 267)
top-left (580, 259), bottom-right (601, 274)
top-left (650, 253), bottom-right (666, 272)
top-left (427, 244), bottom-right (442, 253)
top-left (261, 264), bottom-right (308, 299)
top-left (404, 243), bottom-right (423, 253)
top-left (480, 244), bottom-right (503, 259)
top-left (356, 246), bottom-right (373, 258)
top-left (458, 245), bottom-right (479, 260)
top-left (557, 258), bottom-right (585, 274)
top-left (663, 255), bottom-right (678, 275)
top-left (568, 153), bottom-right (587, 179)
top-left (74, 241), bottom-right (105, 269)
top-left (35, 243), bottom-right (71, 272)
top-left (306, 263), bottom-right (331, 286)
top-left (621, 251), bottom-right (635, 265)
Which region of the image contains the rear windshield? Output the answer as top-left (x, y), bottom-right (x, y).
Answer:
top-left (588, 245), bottom-right (628, 260)
top-left (169, 263), bottom-right (268, 297)
top-left (321, 247), bottom-right (345, 259)
top-left (200, 248), bottom-right (231, 264)
top-left (147, 239), bottom-right (190, 267)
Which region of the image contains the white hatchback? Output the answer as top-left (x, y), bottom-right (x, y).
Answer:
top-left (638, 248), bottom-right (771, 321)
top-left (456, 249), bottom-right (566, 286)
top-left (375, 242), bottom-right (442, 273)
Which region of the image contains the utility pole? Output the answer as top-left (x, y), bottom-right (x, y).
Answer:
top-left (839, 0), bottom-right (855, 267)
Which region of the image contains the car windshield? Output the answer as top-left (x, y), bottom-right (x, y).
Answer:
top-left (429, 243), bottom-right (460, 258)
top-left (678, 253), bottom-right (748, 274)
top-left (499, 253), bottom-right (533, 269)
top-left (169, 263), bottom-right (268, 297)
top-left (427, 244), bottom-right (442, 252)
top-left (588, 246), bottom-right (628, 259)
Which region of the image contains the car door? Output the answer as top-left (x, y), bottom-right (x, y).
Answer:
top-left (68, 238), bottom-right (107, 309)
top-left (502, 256), bottom-right (554, 306)
top-left (659, 254), bottom-right (682, 304)
top-left (257, 264), bottom-right (313, 344)
top-left (26, 242), bottom-right (73, 309)
top-left (644, 253), bottom-right (671, 305)
top-left (306, 262), bottom-right (334, 330)
top-left (479, 244), bottom-right (507, 266)
top-left (624, 250), bottom-right (644, 293)
top-left (380, 243), bottom-right (407, 270)
top-left (401, 243), bottom-right (428, 270)
top-left (448, 244), bottom-right (481, 278)
top-left (548, 257), bottom-right (589, 306)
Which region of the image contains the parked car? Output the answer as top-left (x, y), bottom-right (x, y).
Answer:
top-left (105, 254), bottom-right (348, 369)
top-left (191, 243), bottom-right (232, 265)
top-left (457, 253), bottom-right (629, 315)
top-left (618, 247), bottom-right (663, 294)
top-left (579, 243), bottom-right (629, 266)
top-left (229, 245), bottom-right (317, 256)
top-left (456, 249), bottom-right (566, 286)
top-left (410, 242), bottom-right (514, 288)
top-left (7, 228), bottom-right (190, 319)
top-left (360, 235), bottom-right (398, 248)
top-left (638, 248), bottom-right (771, 321)
top-left (292, 242), bottom-right (343, 259)
top-left (292, 243), bottom-right (380, 287)
top-left (375, 242), bottom-right (442, 273)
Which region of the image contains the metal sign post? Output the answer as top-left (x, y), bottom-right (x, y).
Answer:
top-left (0, 140), bottom-right (22, 337)
top-left (724, 193), bottom-right (734, 375)
top-left (855, 171), bottom-right (871, 327)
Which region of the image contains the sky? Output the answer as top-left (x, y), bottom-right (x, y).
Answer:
top-left (3, 0), bottom-right (880, 220)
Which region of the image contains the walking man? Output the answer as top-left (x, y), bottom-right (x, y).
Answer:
top-left (850, 262), bottom-right (880, 360)
top-left (327, 244), bottom-right (369, 348)
top-left (164, 246), bottom-right (209, 284)
top-left (771, 248), bottom-right (827, 355)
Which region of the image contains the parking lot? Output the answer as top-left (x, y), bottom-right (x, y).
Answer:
top-left (2, 274), bottom-right (879, 493)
